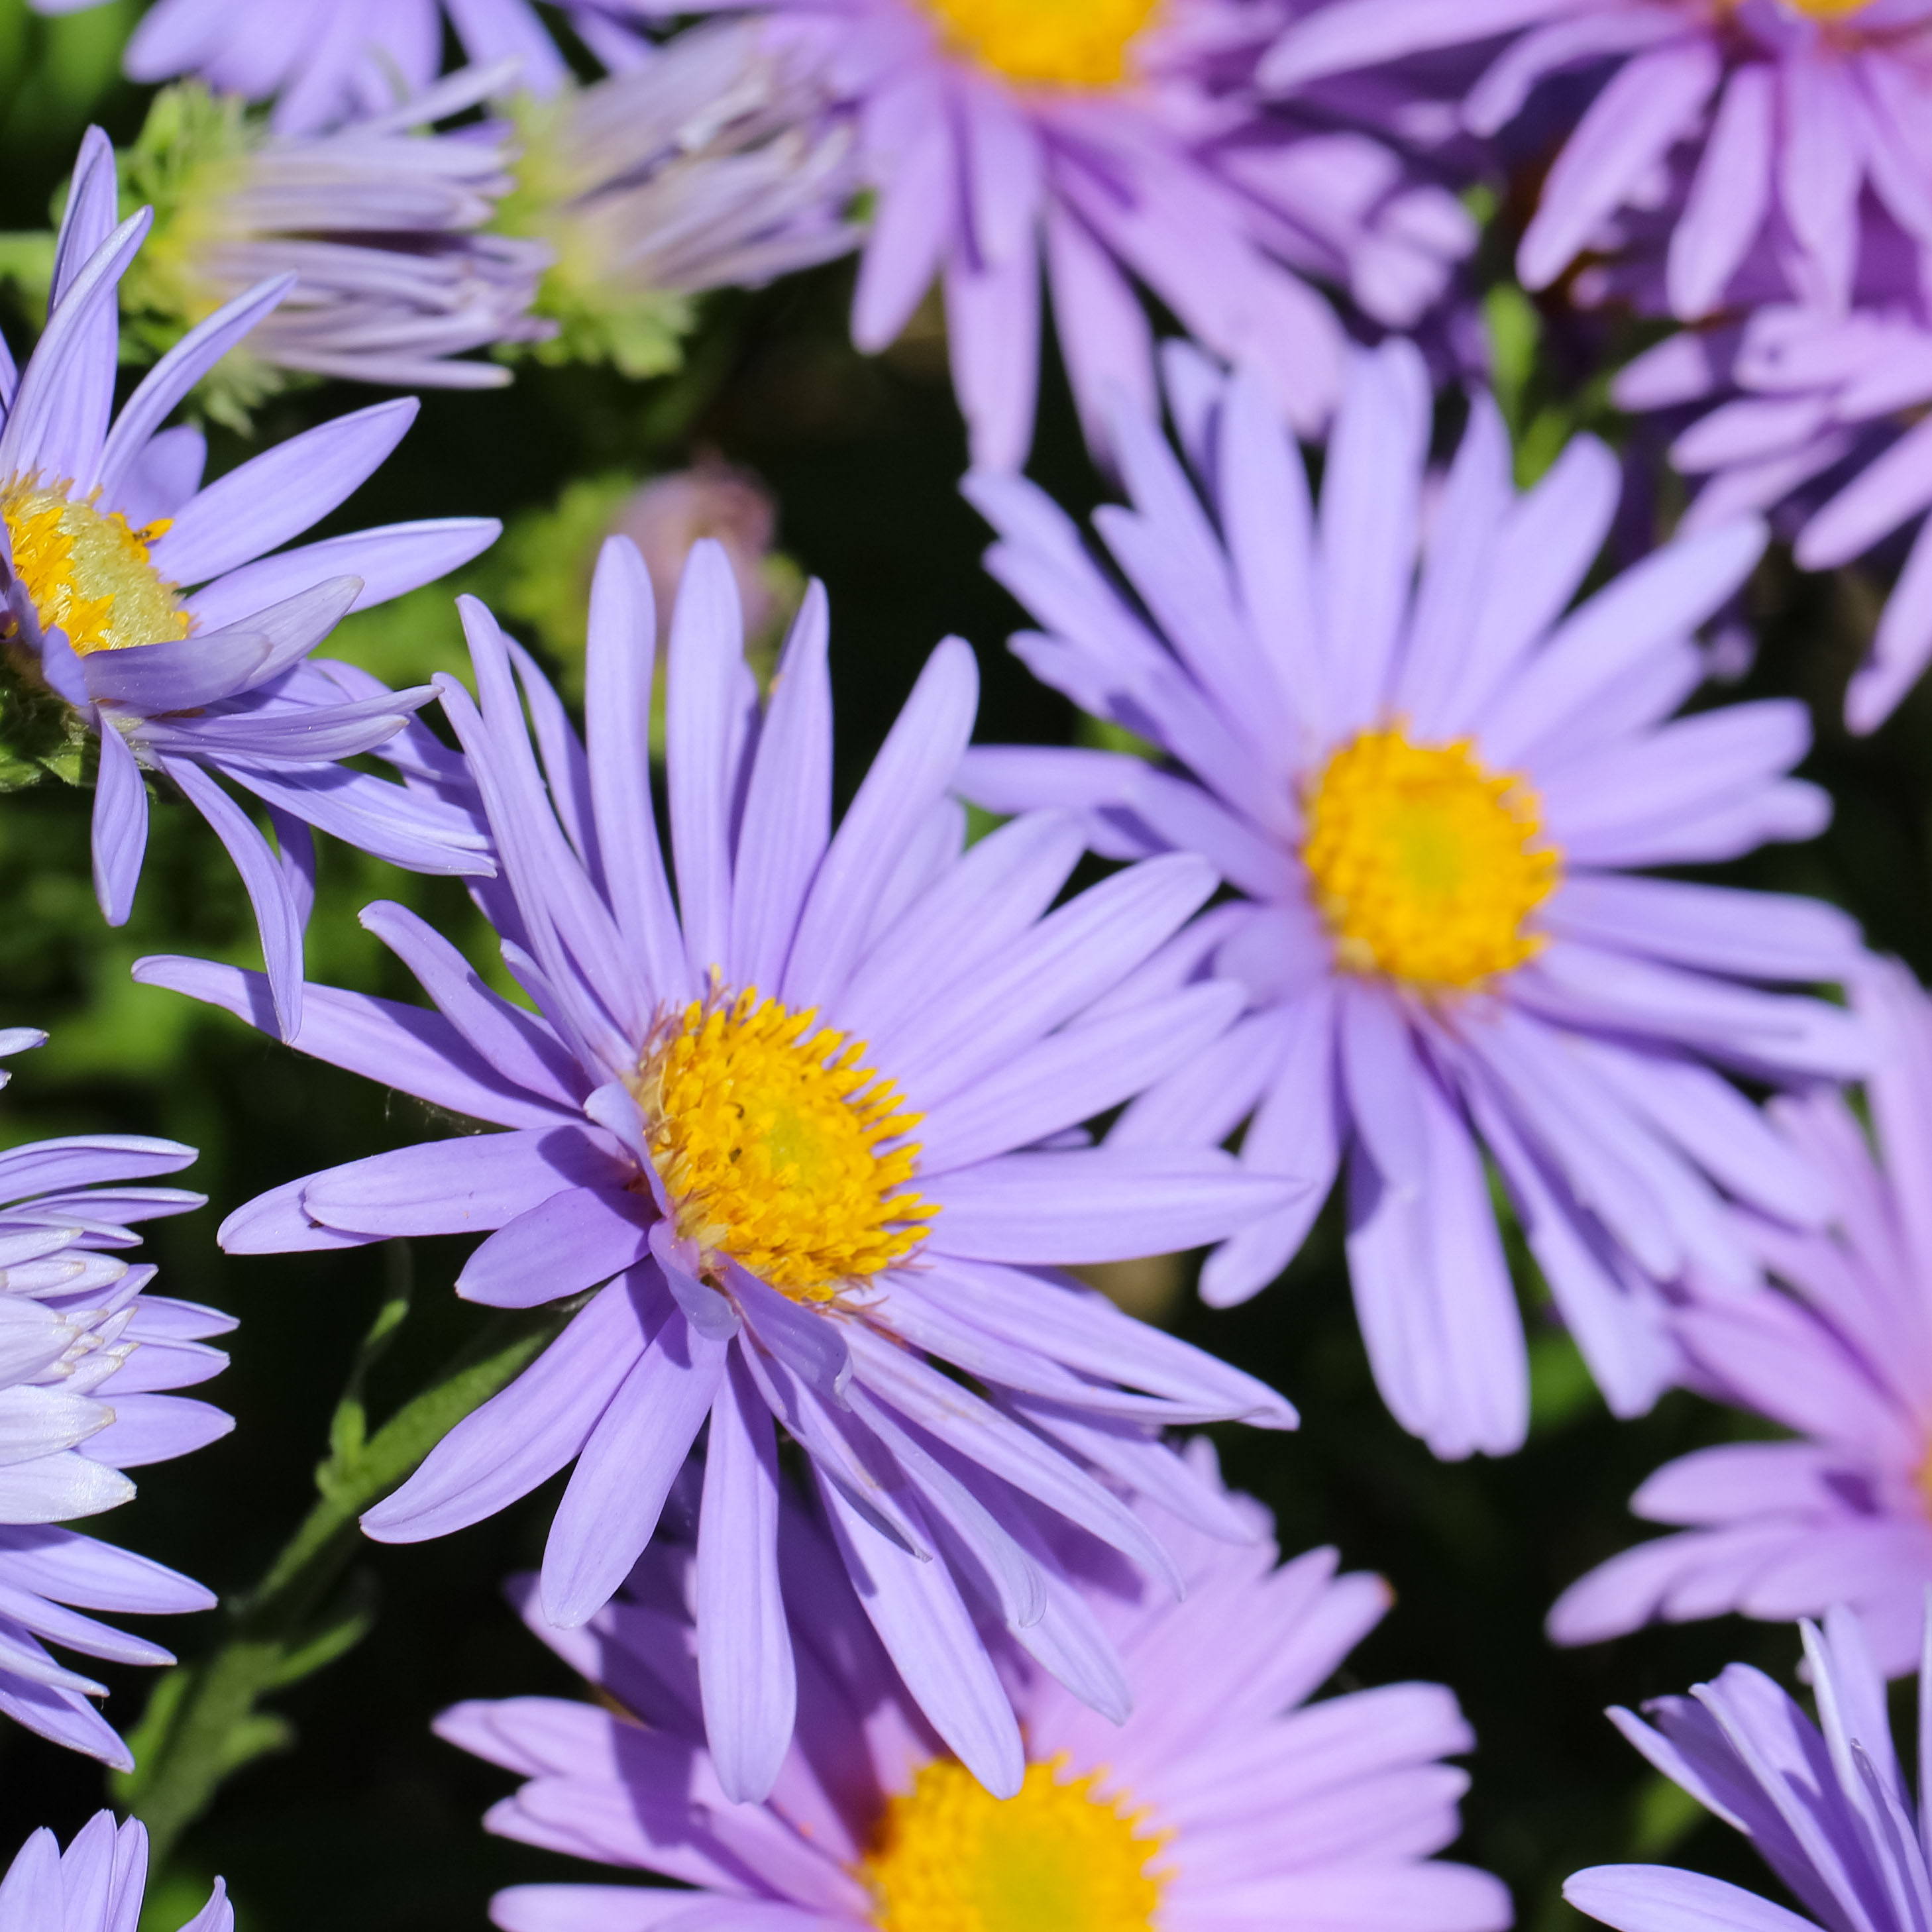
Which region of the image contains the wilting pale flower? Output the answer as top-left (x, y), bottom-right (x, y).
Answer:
top-left (1263, 0), bottom-right (1932, 323)
top-left (117, 71), bottom-right (553, 419)
top-left (498, 17), bottom-right (859, 380)
top-left (616, 0), bottom-right (1477, 468)
top-left (0, 1028), bottom-right (233, 1769)
top-left (1550, 959), bottom-right (1932, 1673)
top-left (959, 340), bottom-right (1868, 1460)
top-left (32, 0), bottom-right (574, 134)
top-left (0, 1811), bottom-right (229, 1932)
top-left (441, 1444), bottom-right (1513, 1932)
top-left (1566, 1607), bottom-right (1932, 1932)
top-left (1618, 303), bottom-right (1932, 731)
top-left (136, 532), bottom-right (1295, 1799)
top-left (0, 133), bottom-right (498, 1038)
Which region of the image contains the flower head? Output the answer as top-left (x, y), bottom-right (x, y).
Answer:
top-left (117, 72), bottom-right (553, 417)
top-left (958, 340), bottom-right (1868, 1461)
top-left (497, 19), bottom-right (859, 381)
top-left (1566, 1605), bottom-right (1932, 1932)
top-left (1262, 0), bottom-right (1932, 323)
top-left (0, 133), bottom-right (500, 1039)
top-left (136, 531), bottom-right (1295, 1800)
top-left (1550, 959), bottom-right (1932, 1672)
top-left (439, 1446), bottom-right (1511, 1932)
top-left (0, 1028), bottom-right (233, 1769)
top-left (0, 1812), bottom-right (229, 1932)
top-left (616, 0), bottom-right (1479, 468)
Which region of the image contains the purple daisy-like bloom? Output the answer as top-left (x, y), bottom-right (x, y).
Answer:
top-left (0, 133), bottom-right (500, 1038)
top-left (1263, 0), bottom-right (1932, 323)
top-left (957, 340), bottom-right (1868, 1460)
top-left (1617, 303), bottom-right (1932, 731)
top-left (614, 0), bottom-right (1478, 468)
top-left (439, 1444), bottom-right (1511, 1932)
top-left (32, 0), bottom-right (577, 134)
top-left (0, 1811), bottom-right (229, 1932)
top-left (135, 531), bottom-right (1295, 1799)
top-left (1549, 959), bottom-right (1932, 1673)
top-left (1565, 1605), bottom-right (1932, 1932)
top-left (0, 1028), bottom-right (234, 1770)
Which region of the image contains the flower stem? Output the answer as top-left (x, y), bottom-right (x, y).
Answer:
top-left (111, 1254), bottom-right (572, 1870)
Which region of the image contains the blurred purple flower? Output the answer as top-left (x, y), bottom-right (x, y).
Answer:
top-left (0, 133), bottom-right (499, 1038)
top-left (135, 532), bottom-right (1295, 1800)
top-left (1550, 959), bottom-right (1932, 1672)
top-left (31, 0), bottom-right (574, 134)
top-left (958, 341), bottom-right (1868, 1461)
top-left (1619, 304), bottom-right (1932, 731)
top-left (441, 1443), bottom-right (1511, 1932)
top-left (1263, 0), bottom-right (1932, 323)
top-left (0, 1029), bottom-right (233, 1770)
top-left (0, 1811), bottom-right (229, 1932)
top-left (1566, 1605), bottom-right (1932, 1932)
top-left (123, 69), bottom-right (554, 401)
top-left (610, 457), bottom-right (782, 652)
top-left (614, 0), bottom-right (1478, 468)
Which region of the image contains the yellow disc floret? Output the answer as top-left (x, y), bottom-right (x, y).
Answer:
top-left (863, 1757), bottom-right (1167, 1932)
top-left (918, 0), bottom-right (1164, 88)
top-left (1, 478), bottom-right (188, 657)
top-left (636, 987), bottom-right (935, 1301)
top-left (1782, 0), bottom-right (1874, 19)
top-left (1301, 726), bottom-right (1559, 991)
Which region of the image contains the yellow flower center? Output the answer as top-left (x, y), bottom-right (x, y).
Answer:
top-left (917, 0), bottom-right (1163, 88)
top-left (863, 1758), bottom-right (1167, 1932)
top-left (1301, 726), bottom-right (1559, 990)
top-left (636, 987), bottom-right (935, 1302)
top-left (1, 479), bottom-right (188, 657)
top-left (1782, 0), bottom-right (1873, 17)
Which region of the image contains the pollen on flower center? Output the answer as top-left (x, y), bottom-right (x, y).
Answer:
top-left (635, 987), bottom-right (936, 1301)
top-left (1782, 0), bottom-right (1874, 17)
top-left (863, 1757), bottom-right (1167, 1932)
top-left (1301, 726), bottom-right (1560, 990)
top-left (0, 478), bottom-right (188, 657)
top-left (917, 0), bottom-right (1164, 88)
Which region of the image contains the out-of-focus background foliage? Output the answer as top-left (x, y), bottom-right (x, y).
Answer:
top-left (5, 4), bottom-right (1932, 1928)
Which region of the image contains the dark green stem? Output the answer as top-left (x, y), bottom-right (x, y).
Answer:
top-left (112, 1259), bottom-right (571, 1870)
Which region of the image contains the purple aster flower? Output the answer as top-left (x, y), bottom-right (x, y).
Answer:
top-left (439, 1443), bottom-right (1512, 1932)
top-left (134, 531), bottom-right (1296, 1799)
top-left (611, 0), bottom-right (1478, 468)
top-left (31, 0), bottom-right (578, 134)
top-left (1262, 0), bottom-right (1932, 323)
top-left (1617, 304), bottom-right (1932, 731)
top-left (119, 69), bottom-right (554, 409)
top-left (0, 133), bottom-right (500, 1038)
top-left (0, 1811), bottom-right (230, 1932)
top-left (1549, 959), bottom-right (1932, 1673)
top-left (0, 1028), bottom-right (233, 1770)
top-left (957, 340), bottom-right (1868, 1461)
top-left (1565, 1606), bottom-right (1932, 1932)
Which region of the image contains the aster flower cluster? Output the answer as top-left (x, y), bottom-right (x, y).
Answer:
top-left (5, 0), bottom-right (1932, 1925)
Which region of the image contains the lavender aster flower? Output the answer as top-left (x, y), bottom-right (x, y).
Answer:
top-left (0, 1811), bottom-right (230, 1932)
top-left (439, 1444), bottom-right (1511, 1932)
top-left (134, 531), bottom-right (1295, 1799)
top-left (614, 0), bottom-right (1477, 468)
top-left (957, 340), bottom-right (1868, 1461)
top-left (1263, 0), bottom-right (1932, 323)
top-left (497, 18), bottom-right (861, 380)
top-left (0, 1028), bottom-right (233, 1770)
top-left (117, 70), bottom-right (553, 416)
top-left (1565, 1606), bottom-right (1932, 1932)
top-left (0, 133), bottom-right (499, 1038)
top-left (1550, 959), bottom-right (1932, 1672)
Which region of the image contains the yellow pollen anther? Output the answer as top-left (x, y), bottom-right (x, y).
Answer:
top-left (635, 986), bottom-right (936, 1302)
top-left (917, 0), bottom-right (1164, 88)
top-left (1782, 0), bottom-right (1874, 17)
top-left (862, 1757), bottom-right (1167, 1932)
top-left (1, 478), bottom-right (188, 657)
top-left (1301, 725), bottom-right (1560, 991)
